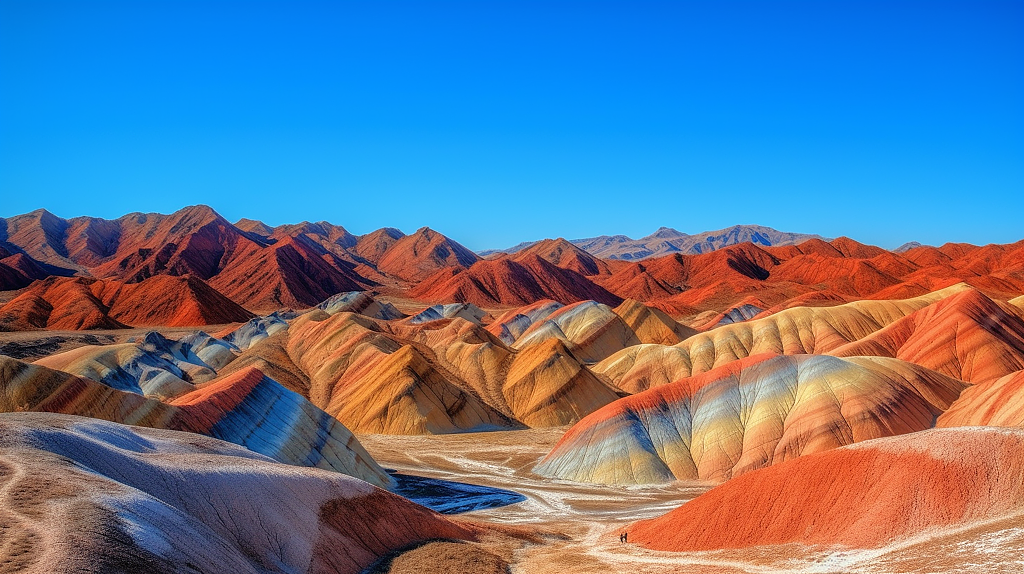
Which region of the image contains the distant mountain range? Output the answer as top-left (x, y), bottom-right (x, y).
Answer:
top-left (3, 206), bottom-right (1022, 333)
top-left (478, 225), bottom-right (826, 260)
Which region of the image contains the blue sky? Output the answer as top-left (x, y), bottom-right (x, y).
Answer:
top-left (1, 1), bottom-right (1021, 250)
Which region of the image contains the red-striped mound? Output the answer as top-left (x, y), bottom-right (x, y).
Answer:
top-left (629, 427), bottom-right (1024, 550)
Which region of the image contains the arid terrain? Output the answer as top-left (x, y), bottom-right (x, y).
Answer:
top-left (1, 206), bottom-right (1024, 573)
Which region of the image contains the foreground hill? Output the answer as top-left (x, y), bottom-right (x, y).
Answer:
top-left (0, 412), bottom-right (472, 574)
top-left (628, 427), bottom-right (1024, 550)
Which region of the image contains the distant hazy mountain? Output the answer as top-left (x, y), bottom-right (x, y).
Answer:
top-left (480, 225), bottom-right (826, 260)
top-left (894, 241), bottom-right (925, 253)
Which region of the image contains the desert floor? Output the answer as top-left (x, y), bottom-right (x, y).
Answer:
top-left (359, 429), bottom-right (1024, 574)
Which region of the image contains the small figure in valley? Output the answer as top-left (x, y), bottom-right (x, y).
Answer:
top-left (624, 531), bottom-right (628, 543)
top-left (619, 532), bottom-right (627, 543)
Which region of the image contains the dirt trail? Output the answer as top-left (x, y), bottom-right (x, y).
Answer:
top-left (359, 428), bottom-right (1024, 574)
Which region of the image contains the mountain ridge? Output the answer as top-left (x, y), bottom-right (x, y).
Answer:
top-left (480, 224), bottom-right (826, 259)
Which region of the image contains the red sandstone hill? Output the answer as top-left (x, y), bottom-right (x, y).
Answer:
top-left (3, 207), bottom-right (1024, 328)
top-left (628, 427), bottom-right (1024, 550)
top-left (0, 247), bottom-right (51, 291)
top-left (210, 234), bottom-right (369, 311)
top-left (409, 255), bottom-right (622, 307)
top-left (0, 275), bottom-right (251, 330)
top-left (375, 227), bottom-right (480, 281)
top-left (349, 227), bottom-right (406, 264)
top-left (0, 276), bottom-right (123, 330)
top-left (101, 274), bottom-right (254, 327)
top-left (511, 238), bottom-right (616, 277)
top-left (589, 236), bottom-right (1024, 319)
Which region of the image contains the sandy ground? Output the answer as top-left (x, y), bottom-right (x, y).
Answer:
top-left (359, 429), bottom-right (1024, 574)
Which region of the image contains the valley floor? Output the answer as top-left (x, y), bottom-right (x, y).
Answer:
top-left (359, 429), bottom-right (1024, 574)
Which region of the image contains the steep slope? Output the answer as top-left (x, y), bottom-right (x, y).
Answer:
top-left (286, 312), bottom-right (515, 434)
top-left (0, 412), bottom-right (471, 574)
top-left (536, 354), bottom-right (964, 484)
top-left (376, 227), bottom-right (480, 280)
top-left (503, 338), bottom-right (622, 427)
top-left (102, 274), bottom-right (253, 326)
top-left (512, 238), bottom-right (613, 276)
top-left (0, 208), bottom-right (80, 272)
top-left (350, 227), bottom-right (406, 265)
top-left (0, 276), bottom-right (125, 330)
top-left (211, 234), bottom-right (369, 311)
top-left (486, 300), bottom-right (564, 345)
top-left (410, 256), bottom-right (622, 307)
top-left (628, 427), bottom-right (1024, 550)
top-left (0, 247), bottom-right (52, 290)
top-left (0, 357), bottom-right (392, 487)
top-left (92, 205), bottom-right (266, 281)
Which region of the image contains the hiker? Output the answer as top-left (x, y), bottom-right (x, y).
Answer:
top-left (623, 531), bottom-right (628, 543)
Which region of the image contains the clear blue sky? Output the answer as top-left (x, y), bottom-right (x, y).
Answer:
top-left (2, 1), bottom-right (1021, 250)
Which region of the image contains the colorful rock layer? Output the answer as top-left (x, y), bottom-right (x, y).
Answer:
top-left (536, 354), bottom-right (964, 483)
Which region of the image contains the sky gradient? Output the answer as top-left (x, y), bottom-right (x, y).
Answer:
top-left (2, 1), bottom-right (1022, 251)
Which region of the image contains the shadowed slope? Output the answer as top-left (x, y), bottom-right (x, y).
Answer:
top-left (102, 274), bottom-right (253, 326)
top-left (486, 300), bottom-right (564, 345)
top-left (0, 277), bottom-right (124, 330)
top-left (504, 338), bottom-right (623, 427)
top-left (210, 234), bottom-right (369, 312)
top-left (0, 246), bottom-right (52, 290)
top-left (628, 427), bottom-right (1024, 550)
top-left (286, 312), bottom-right (514, 434)
top-left (0, 412), bottom-right (471, 574)
top-left (613, 299), bottom-right (697, 345)
top-left (536, 354), bottom-right (964, 484)
top-left (0, 357), bottom-right (391, 487)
